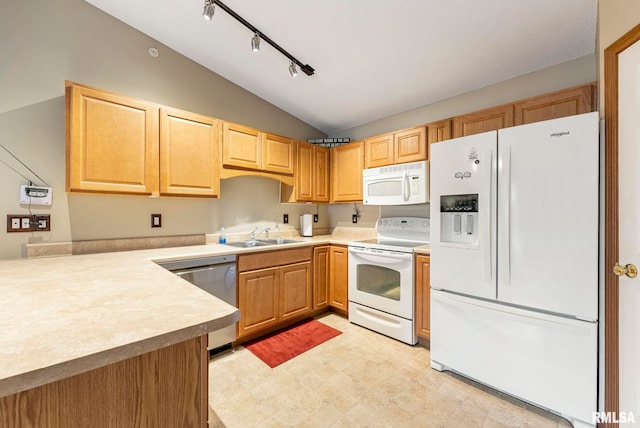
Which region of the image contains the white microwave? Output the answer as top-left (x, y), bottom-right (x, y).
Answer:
top-left (363, 160), bottom-right (429, 205)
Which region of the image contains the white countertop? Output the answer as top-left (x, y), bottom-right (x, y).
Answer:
top-left (0, 232), bottom-right (427, 398)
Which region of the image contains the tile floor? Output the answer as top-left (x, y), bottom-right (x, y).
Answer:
top-left (208, 313), bottom-right (572, 428)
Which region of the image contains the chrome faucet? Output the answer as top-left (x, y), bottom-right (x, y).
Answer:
top-left (250, 227), bottom-right (270, 240)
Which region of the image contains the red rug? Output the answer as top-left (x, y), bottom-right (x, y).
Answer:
top-left (245, 319), bottom-right (342, 368)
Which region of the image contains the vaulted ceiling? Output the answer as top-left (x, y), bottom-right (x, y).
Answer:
top-left (85, 0), bottom-right (597, 135)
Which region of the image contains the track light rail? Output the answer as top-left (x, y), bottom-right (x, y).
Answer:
top-left (212, 0), bottom-right (314, 76)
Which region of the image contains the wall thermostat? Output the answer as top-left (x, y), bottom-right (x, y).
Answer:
top-left (20, 185), bottom-right (52, 205)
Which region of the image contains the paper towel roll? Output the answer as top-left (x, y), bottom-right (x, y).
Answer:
top-left (300, 214), bottom-right (313, 237)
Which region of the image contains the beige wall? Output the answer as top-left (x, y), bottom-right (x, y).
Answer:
top-left (0, 0), bottom-right (326, 259)
top-left (335, 54), bottom-right (596, 140)
top-left (597, 0), bottom-right (640, 115)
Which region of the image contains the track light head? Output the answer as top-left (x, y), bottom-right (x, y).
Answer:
top-left (289, 61), bottom-right (298, 77)
top-left (203, 0), bottom-right (215, 21)
top-left (251, 33), bottom-right (260, 52)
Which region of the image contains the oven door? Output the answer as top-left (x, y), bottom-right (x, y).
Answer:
top-left (348, 246), bottom-right (414, 319)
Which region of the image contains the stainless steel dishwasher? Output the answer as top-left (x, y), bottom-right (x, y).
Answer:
top-left (158, 255), bottom-right (237, 353)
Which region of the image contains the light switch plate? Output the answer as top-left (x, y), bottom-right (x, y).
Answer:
top-left (151, 214), bottom-right (162, 228)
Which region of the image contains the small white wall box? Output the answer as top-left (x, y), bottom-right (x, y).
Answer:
top-left (20, 185), bottom-right (52, 205)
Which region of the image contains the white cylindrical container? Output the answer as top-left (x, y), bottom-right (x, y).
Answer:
top-left (300, 214), bottom-right (313, 237)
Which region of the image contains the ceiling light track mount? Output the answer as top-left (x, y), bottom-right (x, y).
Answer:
top-left (205, 0), bottom-right (314, 76)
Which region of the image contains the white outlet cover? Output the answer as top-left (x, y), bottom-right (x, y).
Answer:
top-left (20, 185), bottom-right (52, 205)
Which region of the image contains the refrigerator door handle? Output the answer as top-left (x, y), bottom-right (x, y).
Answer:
top-left (483, 148), bottom-right (493, 282)
top-left (503, 145), bottom-right (511, 285)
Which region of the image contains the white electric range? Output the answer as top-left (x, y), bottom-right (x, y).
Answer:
top-left (347, 217), bottom-right (430, 344)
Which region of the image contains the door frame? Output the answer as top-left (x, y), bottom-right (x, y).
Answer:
top-left (604, 21), bottom-right (640, 426)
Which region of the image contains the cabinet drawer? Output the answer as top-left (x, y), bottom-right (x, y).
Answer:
top-left (238, 247), bottom-right (312, 272)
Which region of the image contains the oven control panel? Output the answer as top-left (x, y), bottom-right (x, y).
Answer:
top-left (376, 217), bottom-right (430, 243)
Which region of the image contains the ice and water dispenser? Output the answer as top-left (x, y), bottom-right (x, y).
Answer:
top-left (440, 194), bottom-right (478, 246)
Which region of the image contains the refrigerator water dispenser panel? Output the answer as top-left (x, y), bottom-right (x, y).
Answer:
top-left (440, 194), bottom-right (479, 247)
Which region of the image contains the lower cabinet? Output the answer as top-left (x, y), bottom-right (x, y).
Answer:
top-left (329, 245), bottom-right (349, 311)
top-left (313, 246), bottom-right (330, 309)
top-left (415, 254), bottom-right (431, 339)
top-left (237, 248), bottom-right (312, 339)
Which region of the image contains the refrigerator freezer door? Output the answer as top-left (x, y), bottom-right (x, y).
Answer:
top-left (430, 131), bottom-right (497, 300)
top-left (431, 290), bottom-right (597, 427)
top-left (497, 112), bottom-right (599, 320)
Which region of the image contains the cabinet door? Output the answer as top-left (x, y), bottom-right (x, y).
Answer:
top-left (415, 255), bottom-right (431, 339)
top-left (513, 83), bottom-right (595, 125)
top-left (237, 267), bottom-right (279, 338)
top-left (295, 141), bottom-right (313, 201)
top-left (160, 108), bottom-right (219, 197)
top-left (427, 119), bottom-right (452, 160)
top-left (394, 127), bottom-right (427, 164)
top-left (364, 133), bottom-right (394, 168)
top-left (66, 84), bottom-right (159, 195)
top-left (222, 122), bottom-right (262, 170)
top-left (313, 246), bottom-right (330, 309)
top-left (263, 133), bottom-right (294, 175)
top-left (280, 261), bottom-right (312, 321)
top-left (313, 145), bottom-right (330, 202)
top-left (331, 141), bottom-right (364, 202)
top-left (453, 105), bottom-right (514, 138)
top-left (329, 246), bottom-right (349, 311)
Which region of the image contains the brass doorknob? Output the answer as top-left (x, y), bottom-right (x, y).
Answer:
top-left (613, 263), bottom-right (638, 278)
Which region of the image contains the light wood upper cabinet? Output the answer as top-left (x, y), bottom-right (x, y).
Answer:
top-left (394, 127), bottom-right (427, 164)
top-left (415, 255), bottom-right (430, 340)
top-left (514, 83), bottom-right (596, 126)
top-left (331, 141), bottom-right (364, 202)
top-left (222, 122), bottom-right (262, 171)
top-left (66, 83), bottom-right (160, 195)
top-left (453, 104), bottom-right (514, 138)
top-left (264, 133), bottom-right (295, 175)
top-left (364, 134), bottom-right (394, 168)
top-left (427, 119), bottom-right (452, 144)
top-left (222, 122), bottom-right (294, 175)
top-left (313, 145), bottom-right (330, 202)
top-left (282, 141), bottom-right (329, 203)
top-left (364, 126), bottom-right (427, 168)
top-left (160, 107), bottom-right (219, 197)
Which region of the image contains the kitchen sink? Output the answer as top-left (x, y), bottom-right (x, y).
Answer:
top-left (225, 239), bottom-right (302, 248)
top-left (225, 240), bottom-right (271, 248)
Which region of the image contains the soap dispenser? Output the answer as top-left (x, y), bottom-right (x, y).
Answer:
top-left (219, 227), bottom-right (226, 244)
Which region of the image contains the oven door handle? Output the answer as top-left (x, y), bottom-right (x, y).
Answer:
top-left (348, 247), bottom-right (413, 263)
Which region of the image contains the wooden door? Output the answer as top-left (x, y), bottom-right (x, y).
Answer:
top-left (66, 83), bottom-right (159, 195)
top-left (415, 255), bottom-right (430, 339)
top-left (605, 25), bottom-right (640, 424)
top-left (295, 141), bottom-right (313, 201)
top-left (279, 261), bottom-right (312, 321)
top-left (331, 141), bottom-right (364, 202)
top-left (452, 105), bottom-right (514, 138)
top-left (263, 133), bottom-right (294, 175)
top-left (237, 267), bottom-right (279, 338)
top-left (394, 127), bottom-right (427, 164)
top-left (514, 83), bottom-right (595, 126)
top-left (364, 133), bottom-right (393, 168)
top-left (313, 246), bottom-right (330, 309)
top-left (329, 246), bottom-right (348, 311)
top-left (313, 145), bottom-right (330, 202)
top-left (222, 122), bottom-right (262, 170)
top-left (159, 107), bottom-right (219, 197)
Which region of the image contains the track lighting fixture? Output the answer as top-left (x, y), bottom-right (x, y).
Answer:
top-left (202, 0), bottom-right (315, 77)
top-left (288, 61), bottom-right (298, 77)
top-left (251, 33), bottom-right (260, 52)
top-left (202, 0), bottom-right (215, 21)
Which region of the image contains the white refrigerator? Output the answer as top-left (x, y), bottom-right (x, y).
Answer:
top-left (429, 112), bottom-right (599, 428)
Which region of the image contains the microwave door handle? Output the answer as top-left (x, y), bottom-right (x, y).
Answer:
top-left (403, 172), bottom-right (410, 201)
